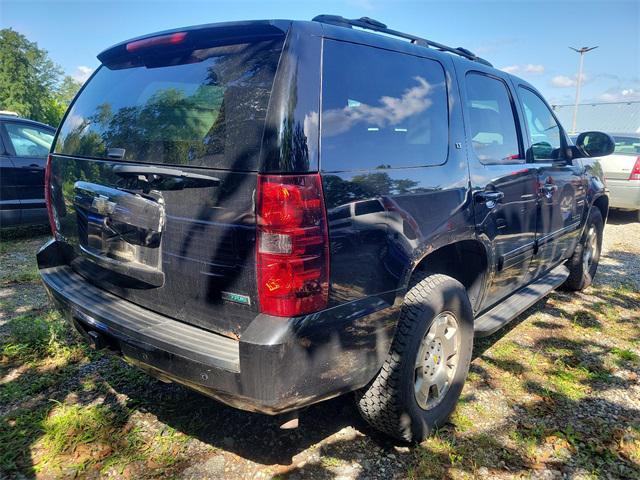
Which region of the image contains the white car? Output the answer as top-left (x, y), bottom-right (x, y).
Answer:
top-left (605, 134), bottom-right (640, 217)
top-left (573, 133), bottom-right (640, 218)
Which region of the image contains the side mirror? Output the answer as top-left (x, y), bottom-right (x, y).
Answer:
top-left (573, 131), bottom-right (615, 158)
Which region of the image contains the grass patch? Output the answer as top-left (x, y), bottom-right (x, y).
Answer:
top-left (41, 403), bottom-right (129, 456)
top-left (0, 310), bottom-right (86, 365)
top-left (0, 404), bottom-right (51, 473)
top-left (35, 402), bottom-right (142, 475)
top-left (611, 347), bottom-right (640, 366)
top-left (548, 363), bottom-right (591, 401)
top-left (450, 409), bottom-right (474, 433)
top-left (0, 310), bottom-right (89, 405)
top-left (320, 455), bottom-right (342, 468)
top-left (0, 365), bottom-right (76, 404)
top-left (4, 266), bottom-right (40, 284)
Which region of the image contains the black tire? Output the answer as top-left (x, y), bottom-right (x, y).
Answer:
top-left (355, 273), bottom-right (474, 442)
top-left (562, 207), bottom-right (604, 291)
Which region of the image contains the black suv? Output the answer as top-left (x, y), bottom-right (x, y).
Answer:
top-left (37, 16), bottom-right (614, 441)
top-left (0, 114), bottom-right (55, 227)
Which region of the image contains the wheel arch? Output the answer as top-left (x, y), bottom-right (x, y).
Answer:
top-left (406, 239), bottom-right (490, 313)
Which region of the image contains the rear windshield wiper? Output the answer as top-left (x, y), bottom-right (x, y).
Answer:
top-left (113, 164), bottom-right (220, 192)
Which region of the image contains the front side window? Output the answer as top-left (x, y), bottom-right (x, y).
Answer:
top-left (518, 87), bottom-right (562, 161)
top-left (465, 73), bottom-right (521, 165)
top-left (5, 123), bottom-right (54, 157)
top-left (321, 40), bottom-right (449, 171)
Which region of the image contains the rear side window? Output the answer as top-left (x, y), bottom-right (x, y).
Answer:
top-left (5, 123), bottom-right (54, 158)
top-left (465, 73), bottom-right (521, 165)
top-left (54, 38), bottom-right (284, 170)
top-left (320, 40), bottom-right (448, 171)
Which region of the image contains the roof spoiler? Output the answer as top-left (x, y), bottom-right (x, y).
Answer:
top-left (97, 20), bottom-right (290, 68)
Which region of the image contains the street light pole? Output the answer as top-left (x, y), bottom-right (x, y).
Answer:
top-left (570, 46), bottom-right (598, 134)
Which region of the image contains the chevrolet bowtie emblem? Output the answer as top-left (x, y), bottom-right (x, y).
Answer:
top-left (91, 195), bottom-right (116, 215)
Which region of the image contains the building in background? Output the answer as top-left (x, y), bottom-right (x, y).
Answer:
top-left (552, 101), bottom-right (640, 135)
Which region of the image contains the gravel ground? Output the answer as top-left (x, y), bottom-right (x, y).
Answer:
top-left (1, 210), bottom-right (638, 479)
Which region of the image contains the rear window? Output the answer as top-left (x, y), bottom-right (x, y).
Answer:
top-left (613, 136), bottom-right (640, 155)
top-left (320, 40), bottom-right (449, 172)
top-left (54, 38), bottom-right (284, 170)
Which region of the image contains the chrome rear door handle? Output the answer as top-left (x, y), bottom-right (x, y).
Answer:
top-left (541, 183), bottom-right (558, 198)
top-left (475, 190), bottom-right (504, 208)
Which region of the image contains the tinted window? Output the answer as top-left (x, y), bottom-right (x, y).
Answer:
top-left (55, 39), bottom-right (284, 170)
top-left (5, 123), bottom-right (54, 157)
top-left (465, 73), bottom-right (521, 164)
top-left (613, 136), bottom-right (640, 155)
top-left (321, 40), bottom-right (448, 171)
top-left (518, 87), bottom-right (562, 160)
top-left (355, 199), bottom-right (385, 216)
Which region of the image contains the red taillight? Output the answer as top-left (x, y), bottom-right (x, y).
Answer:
top-left (629, 156), bottom-right (640, 181)
top-left (44, 154), bottom-right (57, 237)
top-left (126, 32), bottom-right (188, 52)
top-left (256, 174), bottom-right (329, 317)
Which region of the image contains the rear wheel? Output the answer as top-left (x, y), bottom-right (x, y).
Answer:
top-left (356, 273), bottom-right (474, 442)
top-left (563, 208), bottom-right (604, 291)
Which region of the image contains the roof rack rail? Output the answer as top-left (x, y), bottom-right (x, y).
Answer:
top-left (312, 14), bottom-right (493, 67)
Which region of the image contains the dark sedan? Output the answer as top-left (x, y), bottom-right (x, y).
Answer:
top-left (0, 114), bottom-right (55, 227)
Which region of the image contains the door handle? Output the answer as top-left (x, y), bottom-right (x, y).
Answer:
top-left (474, 190), bottom-right (504, 208)
top-left (540, 183), bottom-right (558, 198)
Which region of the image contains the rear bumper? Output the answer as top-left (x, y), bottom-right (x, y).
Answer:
top-left (38, 239), bottom-right (397, 414)
top-left (606, 179), bottom-right (640, 210)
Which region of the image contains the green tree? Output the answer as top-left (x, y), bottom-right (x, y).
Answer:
top-left (57, 75), bottom-right (82, 106)
top-left (0, 28), bottom-right (79, 126)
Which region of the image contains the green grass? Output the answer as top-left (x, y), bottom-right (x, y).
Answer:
top-left (320, 455), bottom-right (342, 468)
top-left (0, 405), bottom-right (52, 473)
top-left (611, 347), bottom-right (640, 366)
top-left (34, 402), bottom-right (146, 475)
top-left (42, 403), bottom-right (128, 456)
top-left (0, 264), bottom-right (40, 285)
top-left (0, 365), bottom-right (77, 404)
top-left (0, 310), bottom-right (86, 364)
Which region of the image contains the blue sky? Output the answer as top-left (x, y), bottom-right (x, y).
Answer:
top-left (2, 0), bottom-right (638, 105)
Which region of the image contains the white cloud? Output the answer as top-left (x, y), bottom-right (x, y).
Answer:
top-left (500, 65), bottom-right (520, 74)
top-left (524, 64), bottom-right (545, 74)
top-left (322, 76), bottom-right (434, 137)
top-left (500, 64), bottom-right (544, 75)
top-left (598, 88), bottom-right (640, 102)
top-left (551, 73), bottom-right (588, 88)
top-left (551, 75), bottom-right (576, 88)
top-left (71, 66), bottom-right (94, 83)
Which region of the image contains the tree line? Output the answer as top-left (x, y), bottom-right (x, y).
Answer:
top-left (0, 28), bottom-right (82, 126)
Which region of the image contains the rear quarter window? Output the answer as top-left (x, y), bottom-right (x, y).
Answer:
top-left (54, 38), bottom-right (284, 170)
top-left (320, 40), bottom-right (449, 172)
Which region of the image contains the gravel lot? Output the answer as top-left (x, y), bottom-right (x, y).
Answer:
top-left (1, 211), bottom-right (638, 479)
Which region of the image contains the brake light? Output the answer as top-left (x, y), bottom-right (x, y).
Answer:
top-left (629, 156), bottom-right (640, 181)
top-left (44, 154), bottom-right (57, 237)
top-left (126, 32), bottom-right (187, 52)
top-left (256, 174), bottom-right (329, 317)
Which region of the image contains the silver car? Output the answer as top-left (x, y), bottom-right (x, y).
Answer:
top-left (605, 134), bottom-right (640, 215)
top-left (573, 133), bottom-right (640, 218)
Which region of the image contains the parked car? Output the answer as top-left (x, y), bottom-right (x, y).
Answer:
top-left (0, 115), bottom-right (55, 227)
top-left (37, 15), bottom-right (614, 441)
top-left (571, 133), bottom-right (640, 218)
